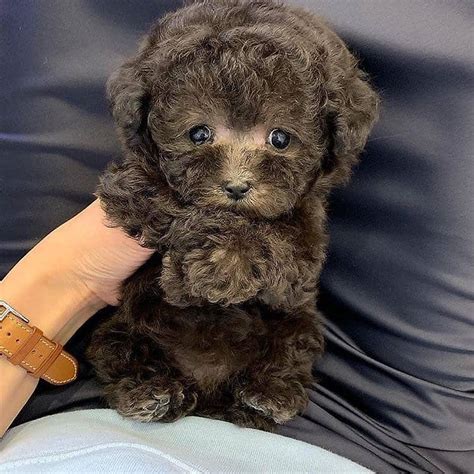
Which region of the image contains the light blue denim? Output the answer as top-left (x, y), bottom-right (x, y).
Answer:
top-left (0, 409), bottom-right (371, 473)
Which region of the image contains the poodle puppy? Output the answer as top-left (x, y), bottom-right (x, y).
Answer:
top-left (86, 0), bottom-right (379, 431)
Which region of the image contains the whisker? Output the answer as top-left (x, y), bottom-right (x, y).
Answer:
top-left (367, 133), bottom-right (408, 143)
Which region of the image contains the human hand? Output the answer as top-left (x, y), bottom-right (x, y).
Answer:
top-left (0, 199), bottom-right (154, 342)
top-left (67, 199), bottom-right (155, 306)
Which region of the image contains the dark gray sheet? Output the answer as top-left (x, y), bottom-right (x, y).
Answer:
top-left (1, 1), bottom-right (473, 472)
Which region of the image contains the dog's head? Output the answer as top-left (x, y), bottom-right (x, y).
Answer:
top-left (106, 0), bottom-right (379, 219)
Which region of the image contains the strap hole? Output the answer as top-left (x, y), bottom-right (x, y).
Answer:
top-left (6, 332), bottom-right (11, 336)
top-left (16, 339), bottom-right (20, 343)
top-left (39, 354), bottom-right (43, 358)
top-left (32, 349), bottom-right (36, 353)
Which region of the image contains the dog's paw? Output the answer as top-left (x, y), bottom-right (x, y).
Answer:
top-left (182, 243), bottom-right (266, 305)
top-left (118, 391), bottom-right (173, 422)
top-left (237, 380), bottom-right (308, 424)
top-left (110, 379), bottom-right (197, 423)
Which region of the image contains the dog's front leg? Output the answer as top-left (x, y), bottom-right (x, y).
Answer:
top-left (160, 213), bottom-right (273, 306)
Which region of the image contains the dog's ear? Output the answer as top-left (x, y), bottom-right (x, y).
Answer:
top-left (322, 63), bottom-right (380, 185)
top-left (282, 5), bottom-right (380, 186)
top-left (106, 58), bottom-right (152, 154)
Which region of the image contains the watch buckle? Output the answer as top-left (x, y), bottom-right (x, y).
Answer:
top-left (0, 300), bottom-right (30, 323)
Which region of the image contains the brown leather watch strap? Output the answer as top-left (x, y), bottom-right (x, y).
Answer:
top-left (0, 300), bottom-right (78, 385)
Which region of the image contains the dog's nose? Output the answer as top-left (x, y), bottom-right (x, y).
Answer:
top-left (222, 181), bottom-right (251, 200)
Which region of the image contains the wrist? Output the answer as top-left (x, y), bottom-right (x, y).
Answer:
top-left (0, 266), bottom-right (104, 344)
top-left (0, 272), bottom-right (91, 438)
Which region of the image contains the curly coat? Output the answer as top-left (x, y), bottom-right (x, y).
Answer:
top-left (86, 0), bottom-right (379, 431)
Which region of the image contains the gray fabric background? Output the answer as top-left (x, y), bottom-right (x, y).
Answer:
top-left (1, 1), bottom-right (473, 472)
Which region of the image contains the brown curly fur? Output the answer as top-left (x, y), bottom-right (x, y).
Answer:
top-left (86, 0), bottom-right (379, 431)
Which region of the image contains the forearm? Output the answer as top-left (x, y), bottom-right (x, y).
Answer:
top-left (0, 230), bottom-right (103, 437)
top-left (0, 198), bottom-right (153, 437)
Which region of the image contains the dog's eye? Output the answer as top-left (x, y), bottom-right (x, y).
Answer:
top-left (268, 129), bottom-right (291, 150)
top-left (189, 125), bottom-right (212, 145)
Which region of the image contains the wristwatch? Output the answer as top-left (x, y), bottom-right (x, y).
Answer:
top-left (0, 300), bottom-right (78, 385)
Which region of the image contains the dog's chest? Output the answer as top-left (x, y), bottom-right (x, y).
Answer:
top-left (160, 305), bottom-right (268, 392)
